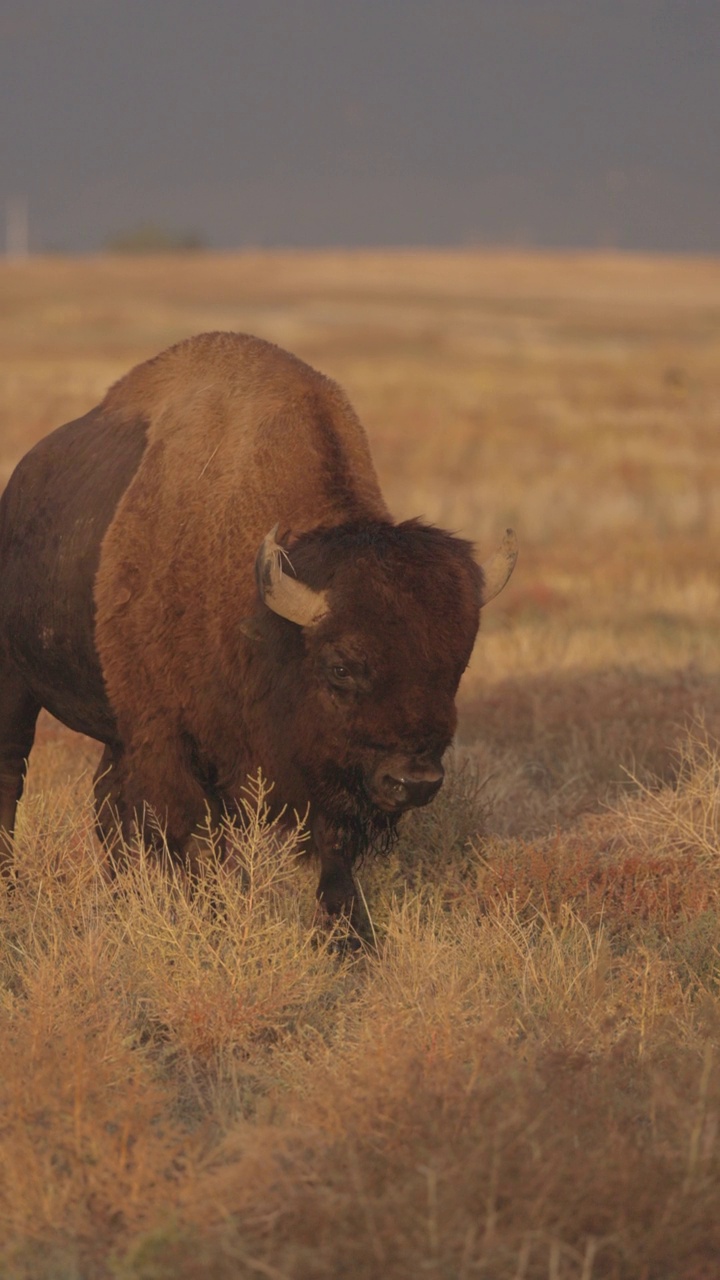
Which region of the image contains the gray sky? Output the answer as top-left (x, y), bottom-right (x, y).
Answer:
top-left (1, 0), bottom-right (719, 252)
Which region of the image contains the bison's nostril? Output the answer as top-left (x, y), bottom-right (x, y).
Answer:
top-left (382, 772), bottom-right (443, 809)
top-left (384, 777), bottom-right (409, 803)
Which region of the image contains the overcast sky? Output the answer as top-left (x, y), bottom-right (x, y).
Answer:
top-left (1, 0), bottom-right (719, 253)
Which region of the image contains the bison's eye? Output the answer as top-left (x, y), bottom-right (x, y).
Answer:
top-left (322, 648), bottom-right (367, 694)
top-left (327, 662), bottom-right (358, 693)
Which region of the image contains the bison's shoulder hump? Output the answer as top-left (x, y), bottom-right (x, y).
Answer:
top-left (102, 331), bottom-right (337, 420)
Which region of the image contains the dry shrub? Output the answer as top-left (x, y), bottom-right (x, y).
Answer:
top-left (106, 776), bottom-right (343, 1066)
top-left (0, 799), bottom-right (183, 1274)
top-left (153, 929), bottom-right (720, 1280)
top-left (467, 822), bottom-right (719, 940)
top-left (2, 755), bottom-right (720, 1277)
top-left (0, 777), bottom-right (348, 1276)
top-left (614, 725), bottom-right (720, 865)
top-left (276, 1032), bottom-right (718, 1280)
top-left (0, 945), bottom-right (188, 1276)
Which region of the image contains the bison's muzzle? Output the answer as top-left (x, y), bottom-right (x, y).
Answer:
top-left (371, 757), bottom-right (445, 812)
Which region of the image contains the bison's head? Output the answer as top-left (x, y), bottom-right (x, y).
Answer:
top-left (251, 519), bottom-right (517, 824)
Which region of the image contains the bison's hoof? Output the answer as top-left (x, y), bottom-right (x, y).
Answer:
top-left (312, 899), bottom-right (369, 955)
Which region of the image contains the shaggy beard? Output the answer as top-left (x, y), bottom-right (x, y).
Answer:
top-left (341, 801), bottom-right (399, 866)
top-left (315, 762), bottom-right (400, 864)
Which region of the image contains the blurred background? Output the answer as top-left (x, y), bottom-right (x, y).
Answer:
top-left (1, 0), bottom-right (719, 256)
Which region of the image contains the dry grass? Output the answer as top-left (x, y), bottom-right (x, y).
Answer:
top-left (1, 250), bottom-right (720, 1278)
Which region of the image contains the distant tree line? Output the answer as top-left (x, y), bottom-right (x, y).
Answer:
top-left (104, 224), bottom-right (205, 253)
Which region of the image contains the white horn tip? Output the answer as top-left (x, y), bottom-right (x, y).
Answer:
top-left (502, 527), bottom-right (519, 558)
top-left (480, 528), bottom-right (519, 605)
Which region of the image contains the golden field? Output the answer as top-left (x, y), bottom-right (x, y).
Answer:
top-left (0, 250), bottom-right (719, 1279)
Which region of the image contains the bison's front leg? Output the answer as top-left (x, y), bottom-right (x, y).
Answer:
top-left (99, 734), bottom-right (220, 872)
top-left (0, 676), bottom-right (40, 874)
top-left (93, 744), bottom-right (129, 869)
top-left (312, 812), bottom-right (360, 922)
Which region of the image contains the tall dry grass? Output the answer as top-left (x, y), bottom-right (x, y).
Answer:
top-left (1, 250), bottom-right (719, 1277)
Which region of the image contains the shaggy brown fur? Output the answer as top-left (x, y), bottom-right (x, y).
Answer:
top-left (0, 332), bottom-right (509, 919)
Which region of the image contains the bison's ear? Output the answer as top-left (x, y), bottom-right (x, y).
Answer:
top-left (255, 525), bottom-right (330, 628)
top-left (478, 528), bottom-right (518, 605)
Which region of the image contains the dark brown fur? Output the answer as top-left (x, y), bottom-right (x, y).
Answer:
top-left (0, 333), bottom-right (486, 919)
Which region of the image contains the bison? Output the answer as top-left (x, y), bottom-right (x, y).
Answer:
top-left (0, 332), bottom-right (517, 920)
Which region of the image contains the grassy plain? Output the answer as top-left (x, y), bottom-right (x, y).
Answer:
top-left (0, 250), bottom-right (719, 1278)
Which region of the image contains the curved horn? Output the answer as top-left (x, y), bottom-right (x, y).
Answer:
top-left (255, 525), bottom-right (330, 627)
top-left (479, 528), bottom-right (518, 605)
